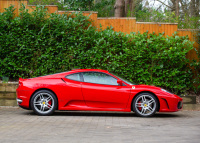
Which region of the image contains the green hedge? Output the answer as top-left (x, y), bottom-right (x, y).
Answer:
top-left (0, 5), bottom-right (194, 94)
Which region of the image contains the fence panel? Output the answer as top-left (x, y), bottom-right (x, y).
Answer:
top-left (136, 22), bottom-right (178, 36)
top-left (178, 30), bottom-right (199, 61)
top-left (27, 5), bottom-right (58, 14)
top-left (0, 0), bottom-right (27, 16)
top-left (97, 17), bottom-right (136, 34)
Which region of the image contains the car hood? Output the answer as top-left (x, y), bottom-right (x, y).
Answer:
top-left (133, 84), bottom-right (161, 90)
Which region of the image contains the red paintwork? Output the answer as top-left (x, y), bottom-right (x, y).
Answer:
top-left (16, 69), bottom-right (183, 112)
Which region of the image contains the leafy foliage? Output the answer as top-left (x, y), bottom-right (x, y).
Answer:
top-left (191, 30), bottom-right (200, 94)
top-left (136, 7), bottom-right (200, 30)
top-left (136, 8), bottom-right (178, 23)
top-left (28, 0), bottom-right (115, 17)
top-left (93, 0), bottom-right (115, 17)
top-left (63, 0), bottom-right (94, 11)
top-left (62, 0), bottom-right (115, 17)
top-left (0, 5), bottom-right (194, 94)
top-left (28, 0), bottom-right (59, 5)
top-left (178, 14), bottom-right (200, 29)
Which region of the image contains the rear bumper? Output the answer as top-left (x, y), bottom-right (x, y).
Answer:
top-left (16, 89), bottom-right (33, 109)
top-left (17, 101), bottom-right (31, 110)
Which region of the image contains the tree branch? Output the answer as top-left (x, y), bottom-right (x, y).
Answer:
top-left (156, 0), bottom-right (173, 9)
top-left (179, 0), bottom-right (188, 15)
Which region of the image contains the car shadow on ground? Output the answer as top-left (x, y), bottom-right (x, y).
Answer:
top-left (24, 110), bottom-right (184, 118)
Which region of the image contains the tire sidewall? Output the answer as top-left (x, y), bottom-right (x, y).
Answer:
top-left (133, 93), bottom-right (158, 117)
top-left (30, 90), bottom-right (57, 116)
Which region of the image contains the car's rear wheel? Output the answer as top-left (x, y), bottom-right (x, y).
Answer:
top-left (133, 93), bottom-right (158, 117)
top-left (31, 90), bottom-right (57, 116)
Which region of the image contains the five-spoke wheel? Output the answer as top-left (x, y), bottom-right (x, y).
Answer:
top-left (133, 93), bottom-right (158, 117)
top-left (31, 90), bottom-right (57, 116)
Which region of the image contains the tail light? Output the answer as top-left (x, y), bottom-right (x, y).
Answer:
top-left (19, 78), bottom-right (24, 86)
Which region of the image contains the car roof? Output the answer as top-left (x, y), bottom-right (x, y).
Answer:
top-left (70, 69), bottom-right (109, 73)
top-left (29, 69), bottom-right (109, 79)
top-left (63, 69), bottom-right (109, 77)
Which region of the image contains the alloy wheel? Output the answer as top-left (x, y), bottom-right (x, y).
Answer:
top-left (33, 92), bottom-right (54, 114)
top-left (134, 94), bottom-right (157, 117)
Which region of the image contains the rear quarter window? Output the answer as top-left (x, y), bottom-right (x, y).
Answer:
top-left (65, 73), bottom-right (80, 81)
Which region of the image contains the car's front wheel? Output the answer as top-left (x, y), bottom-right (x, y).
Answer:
top-left (133, 93), bottom-right (158, 117)
top-left (31, 90), bottom-right (57, 116)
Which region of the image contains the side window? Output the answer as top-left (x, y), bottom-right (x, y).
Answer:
top-left (82, 72), bottom-right (118, 86)
top-left (65, 73), bottom-right (80, 81)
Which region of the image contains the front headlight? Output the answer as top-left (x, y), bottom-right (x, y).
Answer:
top-left (161, 89), bottom-right (173, 94)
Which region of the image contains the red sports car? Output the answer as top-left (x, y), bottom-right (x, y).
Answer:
top-left (16, 69), bottom-right (183, 117)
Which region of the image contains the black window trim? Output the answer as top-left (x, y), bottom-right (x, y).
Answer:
top-left (80, 71), bottom-right (126, 86)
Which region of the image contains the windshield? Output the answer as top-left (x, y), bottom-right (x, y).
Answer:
top-left (111, 73), bottom-right (136, 85)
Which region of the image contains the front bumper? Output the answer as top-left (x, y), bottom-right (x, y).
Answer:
top-left (177, 101), bottom-right (183, 109)
top-left (158, 93), bottom-right (183, 112)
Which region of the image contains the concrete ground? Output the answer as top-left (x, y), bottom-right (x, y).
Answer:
top-left (0, 107), bottom-right (200, 143)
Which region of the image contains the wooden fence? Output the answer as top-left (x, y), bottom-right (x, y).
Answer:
top-left (0, 0), bottom-right (27, 16)
top-left (0, 0), bottom-right (199, 61)
top-left (97, 17), bottom-right (137, 34)
top-left (178, 29), bottom-right (199, 61)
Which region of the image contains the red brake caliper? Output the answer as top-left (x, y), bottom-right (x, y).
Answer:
top-left (48, 100), bottom-right (52, 108)
top-left (138, 101), bottom-right (142, 111)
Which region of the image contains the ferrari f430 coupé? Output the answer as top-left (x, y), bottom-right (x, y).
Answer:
top-left (16, 69), bottom-right (183, 117)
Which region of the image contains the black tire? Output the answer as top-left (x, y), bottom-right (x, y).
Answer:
top-left (30, 90), bottom-right (57, 116)
top-left (132, 93), bottom-right (158, 117)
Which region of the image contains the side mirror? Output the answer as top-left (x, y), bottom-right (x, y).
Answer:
top-left (117, 80), bottom-right (123, 86)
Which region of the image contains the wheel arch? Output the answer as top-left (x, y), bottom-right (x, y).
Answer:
top-left (131, 91), bottom-right (160, 112)
top-left (29, 88), bottom-right (59, 110)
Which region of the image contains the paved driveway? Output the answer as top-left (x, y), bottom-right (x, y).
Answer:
top-left (0, 107), bottom-right (200, 143)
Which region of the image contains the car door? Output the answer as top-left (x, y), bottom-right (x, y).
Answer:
top-left (81, 72), bottom-right (131, 109)
top-left (61, 73), bottom-right (86, 108)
